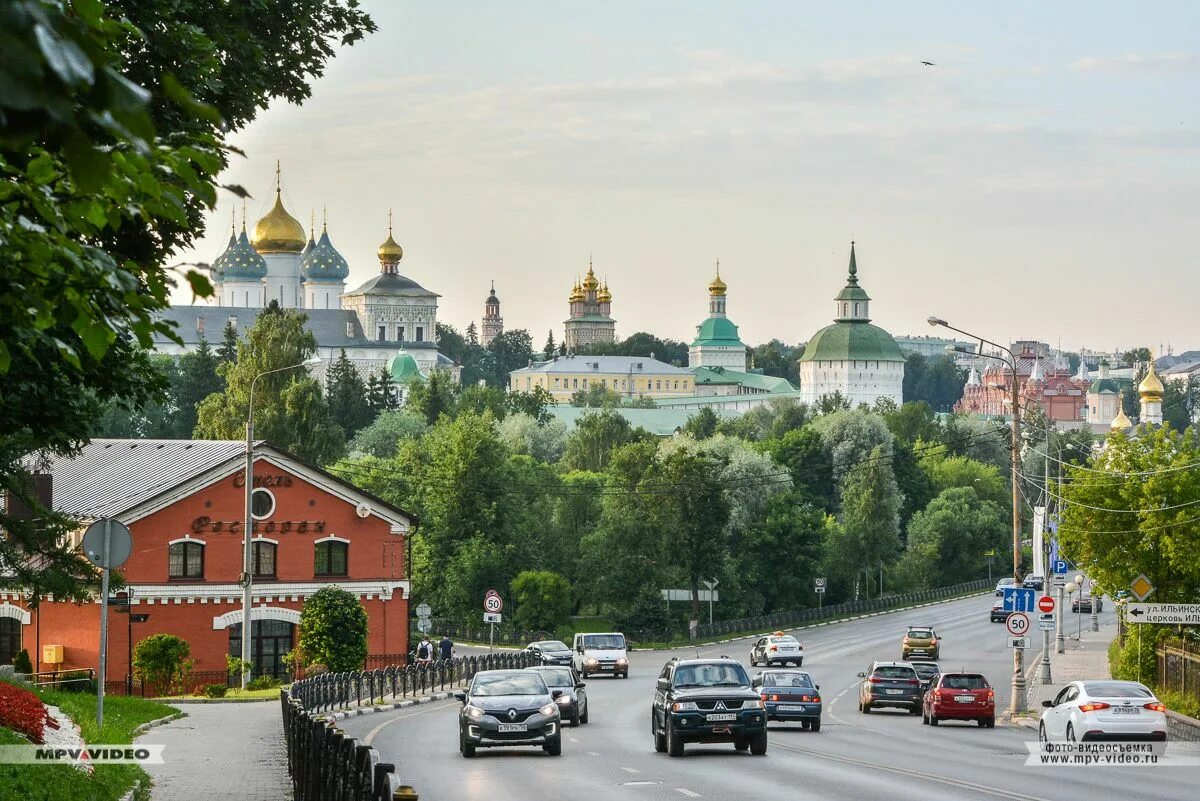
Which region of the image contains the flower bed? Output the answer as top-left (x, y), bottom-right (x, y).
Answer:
top-left (0, 680), bottom-right (58, 743)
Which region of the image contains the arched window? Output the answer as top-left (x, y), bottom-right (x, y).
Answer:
top-left (168, 541), bottom-right (204, 579)
top-left (314, 540), bottom-right (348, 577)
top-left (252, 541), bottom-right (277, 578)
top-left (0, 618), bottom-right (21, 668)
top-left (854, 302), bottom-right (860, 317)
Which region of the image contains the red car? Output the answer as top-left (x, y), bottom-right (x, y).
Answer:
top-left (922, 672), bottom-right (995, 727)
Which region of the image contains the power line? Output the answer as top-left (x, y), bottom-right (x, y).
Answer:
top-left (1018, 469), bottom-right (1200, 514)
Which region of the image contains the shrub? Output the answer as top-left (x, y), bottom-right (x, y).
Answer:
top-left (299, 586), bottom-right (368, 673)
top-left (0, 681), bottom-right (58, 744)
top-left (133, 633), bottom-right (193, 696)
top-left (510, 571), bottom-right (572, 632)
top-left (305, 663), bottom-right (329, 676)
top-left (12, 648), bottom-right (33, 675)
top-left (203, 684), bottom-right (228, 699)
top-left (246, 676), bottom-right (280, 691)
top-left (226, 654), bottom-right (252, 680)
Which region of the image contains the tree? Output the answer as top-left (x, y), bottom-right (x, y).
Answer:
top-left (406, 369), bottom-right (459, 425)
top-left (900, 487), bottom-right (1008, 589)
top-left (133, 634), bottom-right (193, 696)
top-left (761, 426), bottom-right (835, 510)
top-left (367, 366), bottom-right (399, 413)
top-left (682, 408), bottom-right (719, 440)
top-left (486, 329), bottom-right (534, 387)
top-left (506, 386), bottom-right (554, 423)
top-left (324, 349), bottom-right (373, 439)
top-left (194, 305), bottom-right (344, 465)
top-left (435, 323), bottom-right (468, 366)
top-left (177, 338), bottom-right (225, 436)
top-left (562, 409), bottom-right (635, 471)
top-left (884, 401), bottom-right (940, 445)
top-left (496, 413), bottom-right (568, 463)
top-left (903, 354), bottom-right (966, 412)
top-left (457, 384), bottom-right (508, 421)
top-left (544, 330), bottom-right (556, 357)
top-left (92, 354), bottom-right (184, 438)
top-left (749, 340), bottom-right (801, 384)
top-left (571, 386), bottom-right (623, 408)
top-left (921, 454), bottom-right (1009, 509)
top-left (298, 586), bottom-right (369, 673)
top-left (348, 410), bottom-right (428, 458)
top-left (510, 571), bottom-right (572, 632)
top-left (465, 321), bottom-right (479, 347)
top-left (728, 493), bottom-right (825, 615)
top-left (217, 321), bottom-right (240, 364)
top-left (833, 445), bottom-right (901, 597)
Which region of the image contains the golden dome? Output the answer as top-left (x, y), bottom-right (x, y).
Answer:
top-left (252, 190), bottom-right (306, 253)
top-left (708, 264), bottom-right (727, 297)
top-left (582, 262), bottom-right (599, 291)
top-left (1138, 361), bottom-right (1164, 401)
top-left (377, 210), bottom-right (403, 263)
top-left (597, 279), bottom-right (612, 303)
top-left (1110, 406), bottom-right (1133, 432)
top-left (569, 279), bottom-right (584, 302)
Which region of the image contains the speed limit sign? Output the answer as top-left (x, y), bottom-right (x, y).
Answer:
top-left (484, 593), bottom-right (503, 613)
top-left (1006, 612), bottom-right (1030, 637)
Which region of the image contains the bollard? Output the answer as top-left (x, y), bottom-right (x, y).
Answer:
top-left (395, 786), bottom-right (419, 801)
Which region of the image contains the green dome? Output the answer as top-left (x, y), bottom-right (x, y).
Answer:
top-left (691, 316), bottom-right (743, 347)
top-left (220, 230), bottom-right (268, 281)
top-left (387, 351), bottom-right (424, 384)
top-left (799, 321), bottom-right (905, 363)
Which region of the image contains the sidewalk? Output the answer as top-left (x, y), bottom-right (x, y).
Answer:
top-left (1022, 613), bottom-right (1118, 715)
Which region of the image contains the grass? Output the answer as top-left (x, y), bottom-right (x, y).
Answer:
top-left (157, 686), bottom-right (282, 701)
top-left (1157, 689), bottom-right (1200, 720)
top-left (0, 679), bottom-right (178, 801)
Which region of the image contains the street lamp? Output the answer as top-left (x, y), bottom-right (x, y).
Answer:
top-left (240, 355), bottom-right (322, 689)
top-left (1074, 574), bottom-right (1085, 641)
top-left (930, 315), bottom-right (1027, 715)
top-left (1065, 581), bottom-right (1079, 640)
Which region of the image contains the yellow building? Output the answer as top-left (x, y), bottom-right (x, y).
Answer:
top-left (508, 355), bottom-right (694, 401)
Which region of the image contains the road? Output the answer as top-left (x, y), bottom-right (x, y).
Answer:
top-left (340, 595), bottom-right (1196, 800)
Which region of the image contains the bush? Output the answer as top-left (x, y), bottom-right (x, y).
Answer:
top-left (11, 649), bottom-right (33, 675)
top-left (246, 676), bottom-right (280, 691)
top-left (299, 586), bottom-right (369, 673)
top-left (510, 571), bottom-right (572, 632)
top-left (1109, 627), bottom-right (1165, 684)
top-left (133, 633), bottom-right (193, 696)
top-left (0, 681), bottom-right (58, 744)
top-left (203, 684), bottom-right (227, 698)
top-left (554, 624), bottom-right (576, 644)
top-left (305, 663), bottom-right (329, 676)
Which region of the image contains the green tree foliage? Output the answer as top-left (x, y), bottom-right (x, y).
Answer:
top-left (506, 386), bottom-right (554, 423)
top-left (884, 401), bottom-right (941, 445)
top-left (543, 330), bottom-right (556, 357)
top-left (727, 493), bottom-right (825, 615)
top-left (1162, 377), bottom-right (1199, 432)
top-left (325, 349), bottom-right (374, 439)
top-left (921, 454), bottom-right (1009, 509)
top-left (298, 586), bottom-right (369, 673)
top-left (133, 633), bottom-right (193, 696)
top-left (177, 338), bottom-right (225, 435)
top-left (570, 385), bottom-right (624, 408)
top-left (748, 340), bottom-right (802, 384)
top-left (458, 384), bottom-right (508, 421)
top-left (829, 445), bottom-right (902, 597)
top-left (496, 413), bottom-right (568, 463)
top-left (681, 407), bottom-right (719, 440)
top-left (435, 323), bottom-right (467, 365)
top-left (510, 571), bottom-right (572, 632)
top-left (194, 304), bottom-right (344, 464)
top-left (406, 369), bottom-right (459, 425)
top-left (903, 353), bottom-right (967, 412)
top-left (899, 487), bottom-right (1008, 589)
top-left (367, 366), bottom-right (399, 414)
top-left (348, 410), bottom-right (428, 458)
top-left (487, 330), bottom-right (535, 386)
top-left (217, 321), bottom-right (240, 363)
top-left (575, 332), bottom-right (689, 366)
top-left (562, 409), bottom-right (635, 471)
top-left (760, 426), bottom-right (834, 510)
top-left (12, 649), bottom-right (33, 675)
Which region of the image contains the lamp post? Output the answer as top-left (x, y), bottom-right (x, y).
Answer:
top-left (1074, 573), bottom-right (1085, 641)
top-left (1065, 581), bottom-right (1079, 641)
top-left (931, 316), bottom-right (1026, 715)
top-left (240, 355), bottom-right (322, 690)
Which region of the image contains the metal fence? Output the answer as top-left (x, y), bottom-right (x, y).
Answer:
top-left (429, 578), bottom-right (993, 648)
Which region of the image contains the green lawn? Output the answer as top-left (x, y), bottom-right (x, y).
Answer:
top-left (157, 686), bottom-right (282, 701)
top-left (0, 679), bottom-right (178, 801)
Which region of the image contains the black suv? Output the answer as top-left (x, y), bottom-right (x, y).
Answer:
top-left (651, 658), bottom-right (767, 756)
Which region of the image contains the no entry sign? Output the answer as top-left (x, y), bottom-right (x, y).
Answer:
top-left (1037, 595), bottom-right (1055, 614)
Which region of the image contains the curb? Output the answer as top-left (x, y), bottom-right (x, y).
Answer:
top-left (157, 696), bottom-right (278, 704)
top-left (132, 710), bottom-right (185, 738)
top-left (117, 779), bottom-right (142, 801)
top-left (323, 691), bottom-right (457, 722)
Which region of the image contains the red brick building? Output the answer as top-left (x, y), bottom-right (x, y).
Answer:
top-left (0, 440), bottom-right (413, 690)
top-left (954, 343), bottom-right (1089, 423)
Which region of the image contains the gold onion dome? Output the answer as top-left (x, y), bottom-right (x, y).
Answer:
top-left (708, 267), bottom-right (727, 297)
top-left (252, 183), bottom-right (306, 253)
top-left (1111, 405), bottom-right (1133, 432)
top-left (1138, 361), bottom-right (1165, 401)
top-left (569, 279), bottom-right (584, 302)
top-left (582, 263), bottom-right (599, 291)
top-left (378, 210), bottom-right (404, 262)
top-left (597, 279), bottom-right (612, 303)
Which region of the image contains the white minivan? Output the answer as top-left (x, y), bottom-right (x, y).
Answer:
top-left (572, 632), bottom-right (629, 678)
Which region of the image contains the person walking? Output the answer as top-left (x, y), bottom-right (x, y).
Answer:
top-left (439, 634), bottom-right (454, 661)
top-left (415, 635), bottom-right (433, 666)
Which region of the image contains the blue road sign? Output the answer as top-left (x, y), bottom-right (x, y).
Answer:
top-left (1052, 559), bottom-right (1069, 575)
top-left (1003, 587), bottom-right (1036, 613)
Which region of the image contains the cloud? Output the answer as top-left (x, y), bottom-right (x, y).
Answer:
top-left (1070, 52), bottom-right (1200, 73)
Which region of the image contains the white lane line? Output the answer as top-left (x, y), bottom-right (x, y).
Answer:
top-left (588, 751), bottom-right (601, 756)
top-left (569, 736), bottom-right (580, 743)
top-left (361, 699), bottom-right (457, 745)
top-left (677, 789), bottom-right (701, 797)
top-left (621, 766), bottom-right (640, 773)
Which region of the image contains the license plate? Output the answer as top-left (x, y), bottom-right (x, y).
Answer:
top-left (955, 695), bottom-right (975, 703)
top-left (886, 689), bottom-right (903, 695)
top-left (1112, 707), bottom-right (1140, 715)
top-left (498, 723), bottom-right (527, 732)
top-left (778, 705), bottom-right (805, 712)
top-left (706, 713), bottom-right (737, 722)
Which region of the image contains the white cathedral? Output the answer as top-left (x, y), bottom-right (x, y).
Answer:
top-left (156, 166), bottom-right (458, 382)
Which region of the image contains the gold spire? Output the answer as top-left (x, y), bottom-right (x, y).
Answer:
top-left (708, 258), bottom-right (727, 296)
top-left (1138, 356), bottom-right (1164, 402)
top-left (322, 203), bottom-right (328, 233)
top-left (251, 161), bottom-right (306, 253)
top-left (582, 258), bottom-right (599, 291)
top-left (1111, 393), bottom-right (1133, 432)
top-left (377, 208), bottom-right (403, 262)
top-left (569, 276), bottom-right (584, 302)
top-left (597, 276), bottom-right (612, 303)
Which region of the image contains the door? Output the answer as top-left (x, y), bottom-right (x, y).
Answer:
top-left (0, 618), bottom-right (20, 668)
top-left (228, 619), bottom-right (294, 684)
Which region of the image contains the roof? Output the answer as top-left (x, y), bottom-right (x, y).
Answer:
top-left (564, 313), bottom-right (616, 323)
top-left (545, 406), bottom-right (740, 437)
top-left (1088, 377), bottom-right (1132, 395)
top-left (799, 321), bottom-right (905, 363)
top-left (690, 367), bottom-right (795, 393)
top-left (512, 355), bottom-right (690, 375)
top-left (1161, 359), bottom-right (1200, 376)
top-left (691, 316), bottom-right (744, 347)
top-left (344, 272), bottom-right (439, 298)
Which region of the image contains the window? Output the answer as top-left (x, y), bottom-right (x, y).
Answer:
top-left (0, 618), bottom-right (21, 669)
top-left (415, 326), bottom-right (423, 342)
top-left (168, 541), bottom-right (204, 579)
top-left (398, 325), bottom-right (405, 341)
top-left (315, 541), bottom-right (348, 576)
top-left (252, 541), bottom-right (277, 578)
top-left (251, 488), bottom-right (275, 519)
top-left (854, 302), bottom-right (860, 316)
top-left (377, 325), bottom-right (386, 342)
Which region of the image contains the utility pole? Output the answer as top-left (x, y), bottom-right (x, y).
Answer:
top-left (1039, 418), bottom-right (1052, 684)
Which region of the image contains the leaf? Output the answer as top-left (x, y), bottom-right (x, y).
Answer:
top-left (71, 0), bottom-right (104, 27)
top-left (221, 183), bottom-right (252, 199)
top-left (63, 130), bottom-right (111, 194)
top-left (33, 22), bottom-right (95, 88)
top-left (0, 340), bottom-right (9, 373)
top-left (186, 270), bottom-right (214, 299)
top-left (160, 72), bottom-right (222, 125)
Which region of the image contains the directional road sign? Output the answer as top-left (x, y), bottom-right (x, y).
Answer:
top-left (1129, 575), bottom-right (1156, 602)
top-left (1126, 603), bottom-right (1200, 625)
top-left (483, 612), bottom-right (502, 624)
top-left (1037, 595), bottom-right (1055, 614)
top-left (484, 594), bottom-right (503, 613)
top-left (1038, 613), bottom-right (1055, 631)
top-left (1006, 612), bottom-right (1031, 637)
top-left (1002, 587), bottom-right (1036, 613)
top-left (1009, 637), bottom-right (1030, 649)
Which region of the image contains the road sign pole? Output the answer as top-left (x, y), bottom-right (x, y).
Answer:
top-left (1055, 582), bottom-right (1065, 653)
top-left (489, 622), bottom-right (494, 654)
top-left (97, 520), bottom-right (111, 728)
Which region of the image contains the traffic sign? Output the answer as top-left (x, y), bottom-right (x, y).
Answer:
top-left (1008, 636), bottom-right (1030, 649)
top-left (483, 612), bottom-right (502, 624)
top-left (415, 603), bottom-right (432, 619)
top-left (1038, 613), bottom-right (1055, 630)
top-left (1006, 612), bottom-right (1031, 636)
top-left (82, 519), bottom-right (133, 569)
top-left (1129, 575), bottom-right (1156, 602)
top-left (1053, 574), bottom-right (1066, 587)
top-left (1037, 595), bottom-right (1055, 614)
top-left (416, 618), bottom-right (432, 633)
top-left (814, 586), bottom-right (825, 594)
top-left (1052, 559), bottom-right (1069, 575)
top-left (814, 577), bottom-right (827, 590)
top-left (1126, 603), bottom-right (1200, 625)
top-left (484, 594), bottom-right (503, 613)
top-left (1002, 587), bottom-right (1036, 613)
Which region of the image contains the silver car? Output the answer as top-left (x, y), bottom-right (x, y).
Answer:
top-left (750, 633), bottom-right (804, 666)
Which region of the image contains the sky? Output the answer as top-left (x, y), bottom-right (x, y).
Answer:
top-left (173, 1), bottom-right (1200, 355)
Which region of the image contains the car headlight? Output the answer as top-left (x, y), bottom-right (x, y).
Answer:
top-left (671, 701), bottom-right (698, 712)
top-left (465, 705), bottom-right (485, 720)
top-left (555, 694), bottom-right (572, 704)
top-left (616, 657), bottom-right (628, 665)
top-left (539, 702), bottom-right (557, 716)
top-left (744, 699), bottom-right (765, 709)
top-left (584, 658), bottom-right (599, 665)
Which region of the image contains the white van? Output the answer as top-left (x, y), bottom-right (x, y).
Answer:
top-left (572, 632), bottom-right (629, 678)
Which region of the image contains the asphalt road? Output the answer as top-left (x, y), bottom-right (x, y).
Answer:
top-left (341, 595), bottom-right (1196, 801)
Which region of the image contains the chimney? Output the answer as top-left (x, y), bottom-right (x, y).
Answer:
top-left (5, 473), bottom-right (53, 520)
top-left (228, 315), bottom-right (238, 331)
top-left (346, 321), bottom-right (354, 338)
top-left (196, 316), bottom-right (205, 335)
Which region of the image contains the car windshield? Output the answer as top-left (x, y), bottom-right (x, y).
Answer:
top-left (674, 663), bottom-right (750, 688)
top-left (1084, 682), bottom-right (1152, 698)
top-left (913, 664), bottom-right (940, 678)
top-left (873, 666), bottom-right (916, 679)
top-left (532, 669), bottom-right (574, 688)
top-left (583, 634), bottom-right (626, 650)
top-left (532, 641), bottom-right (568, 651)
top-left (907, 630), bottom-right (933, 639)
top-left (998, 578), bottom-right (1015, 585)
top-left (942, 674), bottom-right (988, 690)
top-left (472, 673), bottom-right (548, 696)
top-left (769, 636), bottom-right (798, 645)
top-left (761, 672), bottom-right (813, 688)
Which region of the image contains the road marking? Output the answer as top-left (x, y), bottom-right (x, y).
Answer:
top-left (588, 751), bottom-right (601, 756)
top-left (676, 789), bottom-right (701, 798)
top-left (569, 736), bottom-right (580, 743)
top-left (621, 766), bottom-right (640, 773)
top-left (361, 699), bottom-right (457, 746)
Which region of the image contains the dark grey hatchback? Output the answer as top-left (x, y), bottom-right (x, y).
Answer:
top-left (857, 661), bottom-right (922, 715)
top-left (455, 670), bottom-right (563, 757)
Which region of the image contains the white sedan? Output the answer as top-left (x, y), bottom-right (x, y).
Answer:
top-left (1039, 680), bottom-right (1167, 742)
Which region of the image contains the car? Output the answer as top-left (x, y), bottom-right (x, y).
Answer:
top-left (1039, 680), bottom-right (1167, 743)
top-left (922, 672), bottom-right (995, 727)
top-left (752, 669), bottom-right (822, 731)
top-left (1072, 596), bottom-right (1104, 613)
top-left (990, 599), bottom-right (1012, 623)
top-left (525, 665), bottom-right (588, 726)
top-left (857, 661), bottom-right (922, 715)
top-left (901, 626), bottom-right (941, 660)
top-left (750, 632), bottom-right (804, 666)
top-left (911, 661), bottom-right (940, 691)
top-left (1023, 574), bottom-right (1046, 591)
top-left (651, 657), bottom-right (768, 756)
top-left (995, 577), bottom-right (1017, 597)
top-left (455, 669), bottom-right (563, 757)
top-left (525, 640), bottom-right (574, 666)
top-left (573, 632), bottom-right (629, 678)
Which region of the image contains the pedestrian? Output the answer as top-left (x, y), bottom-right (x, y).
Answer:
top-left (439, 633), bottom-right (454, 661)
top-left (416, 635), bottom-right (433, 666)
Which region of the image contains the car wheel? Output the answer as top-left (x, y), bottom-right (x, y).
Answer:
top-left (985, 717), bottom-right (995, 729)
top-left (1038, 722), bottom-right (1048, 743)
top-left (666, 719), bottom-right (684, 757)
top-left (749, 731), bottom-right (768, 756)
top-left (544, 736), bottom-right (562, 756)
top-left (653, 712), bottom-right (667, 752)
top-left (929, 713), bottom-right (939, 726)
top-left (1066, 723), bottom-right (1076, 743)
top-left (922, 708), bottom-right (929, 725)
top-left (571, 710), bottom-right (581, 727)
top-left (581, 703), bottom-right (589, 725)
top-left (796, 658), bottom-right (803, 667)
top-left (734, 738), bottom-right (749, 751)
top-left (861, 702), bottom-right (871, 714)
top-left (909, 705), bottom-right (921, 716)
top-left (460, 731), bottom-right (476, 758)
top-left (810, 718), bottom-right (821, 733)
top-left (749, 653), bottom-right (757, 667)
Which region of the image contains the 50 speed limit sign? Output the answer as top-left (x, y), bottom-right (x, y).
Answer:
top-left (484, 592), bottom-right (503, 613)
top-left (1006, 611), bottom-right (1030, 637)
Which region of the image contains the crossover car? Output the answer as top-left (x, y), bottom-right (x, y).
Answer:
top-left (651, 657), bottom-right (768, 756)
top-left (525, 665), bottom-right (588, 726)
top-left (901, 626), bottom-right (941, 660)
top-left (1039, 680), bottom-right (1167, 743)
top-left (1023, 574), bottom-right (1046, 591)
top-left (455, 670), bottom-right (563, 757)
top-left (752, 669), bottom-right (822, 731)
top-left (911, 661), bottom-right (940, 691)
top-left (995, 577), bottom-right (1016, 596)
top-left (922, 672), bottom-right (995, 727)
top-left (525, 640), bottom-right (574, 666)
top-left (990, 599), bottom-right (1012, 623)
top-left (750, 632), bottom-right (804, 666)
top-left (858, 661), bottom-right (922, 714)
